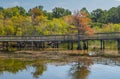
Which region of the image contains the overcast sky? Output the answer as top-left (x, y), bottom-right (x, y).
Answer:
top-left (0, 0), bottom-right (120, 12)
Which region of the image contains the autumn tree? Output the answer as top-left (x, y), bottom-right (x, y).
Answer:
top-left (73, 11), bottom-right (93, 34)
top-left (64, 11), bottom-right (93, 35)
top-left (64, 11), bottom-right (94, 49)
top-left (28, 6), bottom-right (46, 35)
top-left (29, 8), bottom-right (43, 25)
top-left (73, 11), bottom-right (93, 49)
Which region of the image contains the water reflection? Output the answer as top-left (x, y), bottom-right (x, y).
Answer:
top-left (32, 60), bottom-right (47, 79)
top-left (69, 57), bottom-right (93, 79)
top-left (0, 59), bottom-right (32, 74)
top-left (0, 57), bottom-right (120, 79)
top-left (0, 59), bottom-right (47, 79)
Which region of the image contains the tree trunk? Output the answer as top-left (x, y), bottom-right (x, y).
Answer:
top-left (77, 30), bottom-right (82, 50)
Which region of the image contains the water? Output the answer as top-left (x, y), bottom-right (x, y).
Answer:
top-left (0, 58), bottom-right (120, 79)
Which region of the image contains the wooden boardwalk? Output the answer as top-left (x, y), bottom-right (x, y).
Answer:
top-left (0, 32), bottom-right (120, 51)
top-left (0, 32), bottom-right (120, 42)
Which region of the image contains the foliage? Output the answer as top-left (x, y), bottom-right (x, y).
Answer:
top-left (0, 5), bottom-right (120, 36)
top-left (90, 6), bottom-right (120, 24)
top-left (52, 7), bottom-right (71, 18)
top-left (64, 11), bottom-right (94, 35)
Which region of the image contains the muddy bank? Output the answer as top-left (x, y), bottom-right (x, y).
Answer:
top-left (0, 50), bottom-right (120, 60)
top-left (0, 50), bottom-right (86, 60)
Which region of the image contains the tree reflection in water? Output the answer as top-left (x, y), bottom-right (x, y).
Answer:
top-left (69, 57), bottom-right (93, 79)
top-left (0, 59), bottom-right (32, 74)
top-left (32, 60), bottom-right (47, 79)
top-left (0, 59), bottom-right (47, 79)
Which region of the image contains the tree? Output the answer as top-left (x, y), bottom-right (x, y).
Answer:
top-left (0, 7), bottom-right (4, 12)
top-left (43, 11), bottom-right (53, 20)
top-left (15, 6), bottom-right (27, 16)
top-left (16, 27), bottom-right (22, 36)
top-left (32, 60), bottom-right (47, 79)
top-left (5, 25), bottom-right (15, 35)
top-left (90, 6), bottom-right (120, 24)
top-left (28, 5), bottom-right (44, 18)
top-left (28, 7), bottom-right (44, 26)
top-left (35, 5), bottom-right (43, 11)
top-left (74, 12), bottom-right (93, 50)
top-left (65, 11), bottom-right (93, 35)
top-left (80, 7), bottom-right (90, 16)
top-left (91, 9), bottom-right (105, 22)
top-left (11, 15), bottom-right (32, 35)
top-left (69, 57), bottom-right (93, 79)
top-left (105, 6), bottom-right (120, 23)
top-left (52, 7), bottom-right (71, 18)
top-left (64, 11), bottom-right (93, 50)
top-left (3, 7), bottom-right (20, 19)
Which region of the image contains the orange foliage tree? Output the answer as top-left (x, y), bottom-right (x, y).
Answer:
top-left (64, 11), bottom-right (94, 50)
top-left (64, 11), bottom-right (94, 35)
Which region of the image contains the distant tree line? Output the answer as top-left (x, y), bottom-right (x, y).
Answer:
top-left (0, 5), bottom-right (120, 36)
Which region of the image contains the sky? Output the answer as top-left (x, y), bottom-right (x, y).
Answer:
top-left (0, 0), bottom-right (120, 12)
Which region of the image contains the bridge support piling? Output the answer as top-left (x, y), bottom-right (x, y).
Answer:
top-left (38, 42), bottom-right (41, 49)
top-left (31, 42), bottom-right (34, 50)
top-left (86, 41), bottom-right (88, 50)
top-left (117, 39), bottom-right (120, 54)
top-left (56, 42), bottom-right (59, 48)
top-left (42, 42), bottom-right (45, 50)
top-left (53, 42), bottom-right (56, 48)
top-left (71, 41), bottom-right (73, 50)
top-left (77, 41), bottom-right (82, 50)
top-left (39, 42), bottom-right (42, 49)
top-left (83, 41), bottom-right (88, 50)
top-left (24, 42), bottom-right (27, 50)
top-left (100, 40), bottom-right (105, 50)
top-left (100, 40), bottom-right (102, 50)
top-left (41, 42), bottom-right (43, 49)
top-left (17, 42), bottom-right (21, 51)
top-left (67, 41), bottom-right (70, 50)
top-left (54, 42), bottom-right (57, 48)
top-left (2, 42), bottom-right (5, 50)
top-left (103, 40), bottom-right (105, 49)
top-left (6, 42), bottom-right (8, 51)
top-left (2, 42), bottom-right (8, 51)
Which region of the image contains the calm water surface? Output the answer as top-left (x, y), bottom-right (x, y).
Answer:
top-left (0, 57), bottom-right (120, 79)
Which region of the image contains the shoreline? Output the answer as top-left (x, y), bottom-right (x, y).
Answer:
top-left (0, 50), bottom-right (120, 60)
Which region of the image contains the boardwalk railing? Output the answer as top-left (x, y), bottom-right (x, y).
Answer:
top-left (0, 32), bottom-right (120, 42)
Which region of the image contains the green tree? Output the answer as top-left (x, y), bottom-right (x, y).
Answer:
top-left (80, 7), bottom-right (90, 16)
top-left (106, 6), bottom-right (120, 23)
top-left (15, 6), bottom-right (27, 16)
top-left (91, 9), bottom-right (105, 22)
top-left (3, 7), bottom-right (20, 19)
top-left (0, 7), bottom-right (4, 12)
top-left (52, 7), bottom-right (71, 18)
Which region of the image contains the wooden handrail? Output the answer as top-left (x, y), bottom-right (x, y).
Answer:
top-left (0, 32), bottom-right (120, 42)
